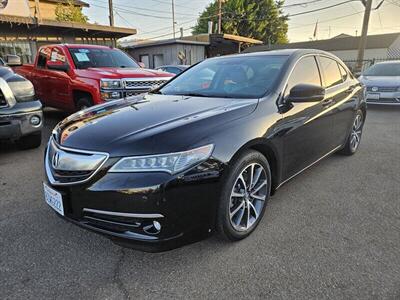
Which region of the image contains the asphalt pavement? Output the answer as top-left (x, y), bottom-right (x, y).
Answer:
top-left (1, 106), bottom-right (399, 299)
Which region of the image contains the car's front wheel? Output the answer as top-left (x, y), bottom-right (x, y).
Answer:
top-left (16, 132), bottom-right (42, 150)
top-left (217, 150), bottom-right (271, 241)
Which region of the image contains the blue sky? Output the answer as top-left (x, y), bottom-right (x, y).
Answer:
top-left (83, 0), bottom-right (400, 42)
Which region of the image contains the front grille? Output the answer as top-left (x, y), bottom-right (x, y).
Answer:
top-left (0, 90), bottom-right (7, 107)
top-left (367, 86), bottom-right (398, 92)
top-left (124, 79), bottom-right (169, 90)
top-left (46, 139), bottom-right (108, 185)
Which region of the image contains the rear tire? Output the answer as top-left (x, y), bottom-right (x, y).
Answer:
top-left (338, 109), bottom-right (364, 156)
top-left (217, 150), bottom-right (271, 241)
top-left (75, 97), bottom-right (93, 111)
top-left (16, 132), bottom-right (42, 150)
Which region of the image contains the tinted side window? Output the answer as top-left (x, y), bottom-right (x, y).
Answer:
top-left (286, 56), bottom-right (321, 96)
top-left (338, 63), bottom-right (348, 82)
top-left (319, 57), bottom-right (343, 88)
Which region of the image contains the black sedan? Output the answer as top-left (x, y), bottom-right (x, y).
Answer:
top-left (44, 49), bottom-right (366, 251)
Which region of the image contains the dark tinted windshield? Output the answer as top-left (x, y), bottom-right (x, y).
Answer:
top-left (158, 55), bottom-right (288, 98)
top-left (363, 63), bottom-right (400, 76)
top-left (69, 48), bottom-right (139, 69)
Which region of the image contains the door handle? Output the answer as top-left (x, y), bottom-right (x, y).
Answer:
top-left (322, 98), bottom-right (334, 107)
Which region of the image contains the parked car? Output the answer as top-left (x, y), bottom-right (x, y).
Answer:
top-left (43, 49), bottom-right (366, 251)
top-left (15, 44), bottom-right (173, 112)
top-left (155, 65), bottom-right (189, 75)
top-left (359, 61), bottom-right (400, 105)
top-left (0, 57), bottom-right (43, 149)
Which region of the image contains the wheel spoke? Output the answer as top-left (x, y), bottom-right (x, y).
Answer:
top-left (248, 201), bottom-right (258, 219)
top-left (234, 204), bottom-right (245, 226)
top-left (252, 180), bottom-right (267, 194)
top-left (238, 174), bottom-right (247, 190)
top-left (230, 201), bottom-right (244, 217)
top-left (246, 203), bottom-right (251, 229)
top-left (231, 191), bottom-right (245, 198)
top-left (249, 164), bottom-right (254, 189)
top-left (251, 193), bottom-right (266, 201)
top-left (252, 166), bottom-right (262, 188)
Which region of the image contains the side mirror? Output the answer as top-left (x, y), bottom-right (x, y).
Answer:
top-left (5, 55), bottom-right (22, 67)
top-left (47, 61), bottom-right (69, 72)
top-left (138, 62), bottom-right (145, 68)
top-left (288, 84), bottom-right (325, 103)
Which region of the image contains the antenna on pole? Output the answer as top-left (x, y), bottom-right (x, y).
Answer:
top-left (172, 0), bottom-right (176, 39)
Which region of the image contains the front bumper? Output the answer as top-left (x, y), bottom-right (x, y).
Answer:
top-left (0, 100), bottom-right (43, 139)
top-left (366, 91), bottom-right (400, 105)
top-left (44, 140), bottom-right (224, 252)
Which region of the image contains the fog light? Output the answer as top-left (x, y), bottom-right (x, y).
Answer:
top-left (30, 115), bottom-right (41, 126)
top-left (153, 221), bottom-right (161, 231)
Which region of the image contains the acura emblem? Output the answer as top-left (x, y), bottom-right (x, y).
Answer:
top-left (371, 87), bottom-right (379, 92)
top-left (52, 151), bottom-right (60, 168)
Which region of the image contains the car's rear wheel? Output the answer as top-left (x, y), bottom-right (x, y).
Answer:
top-left (217, 150), bottom-right (271, 241)
top-left (338, 109), bottom-right (364, 155)
top-left (16, 132), bottom-right (42, 150)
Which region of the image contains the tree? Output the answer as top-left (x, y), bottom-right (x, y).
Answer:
top-left (192, 0), bottom-right (289, 45)
top-left (55, 0), bottom-right (89, 23)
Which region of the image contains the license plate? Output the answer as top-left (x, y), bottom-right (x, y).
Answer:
top-left (367, 93), bottom-right (380, 100)
top-left (43, 183), bottom-right (64, 216)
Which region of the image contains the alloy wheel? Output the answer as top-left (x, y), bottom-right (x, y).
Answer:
top-left (229, 163), bottom-right (268, 232)
top-left (350, 113), bottom-right (363, 152)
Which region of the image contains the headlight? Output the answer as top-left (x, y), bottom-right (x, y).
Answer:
top-left (8, 80), bottom-right (35, 102)
top-left (100, 79), bottom-right (122, 89)
top-left (101, 91), bottom-right (122, 100)
top-left (109, 144), bottom-right (214, 174)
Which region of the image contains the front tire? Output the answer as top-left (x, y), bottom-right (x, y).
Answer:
top-left (338, 109), bottom-right (364, 156)
top-left (75, 97), bottom-right (93, 111)
top-left (16, 132), bottom-right (42, 150)
top-left (217, 150), bottom-right (271, 241)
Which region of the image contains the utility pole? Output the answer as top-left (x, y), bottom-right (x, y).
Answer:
top-left (34, 0), bottom-right (41, 23)
top-left (356, 0), bottom-right (373, 72)
top-left (218, 0), bottom-right (222, 34)
top-left (172, 0), bottom-right (176, 39)
top-left (109, 0), bottom-right (114, 27)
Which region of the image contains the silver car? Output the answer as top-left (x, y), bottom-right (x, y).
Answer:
top-left (358, 61), bottom-right (400, 105)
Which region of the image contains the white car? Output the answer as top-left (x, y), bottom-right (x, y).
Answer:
top-left (359, 61), bottom-right (400, 105)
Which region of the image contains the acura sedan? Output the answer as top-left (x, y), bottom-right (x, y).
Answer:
top-left (44, 49), bottom-right (366, 251)
top-left (359, 61), bottom-right (400, 105)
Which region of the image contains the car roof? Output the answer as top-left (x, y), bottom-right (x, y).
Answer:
top-left (41, 44), bottom-right (116, 50)
top-left (373, 60), bottom-right (400, 65)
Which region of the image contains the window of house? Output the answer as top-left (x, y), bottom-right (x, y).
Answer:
top-left (319, 56), bottom-right (343, 88)
top-left (153, 54), bottom-right (164, 68)
top-left (139, 54), bottom-right (149, 68)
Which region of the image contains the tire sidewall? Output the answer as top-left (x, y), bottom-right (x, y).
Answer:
top-left (217, 150), bottom-right (272, 241)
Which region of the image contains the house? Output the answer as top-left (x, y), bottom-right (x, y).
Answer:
top-left (0, 0), bottom-right (135, 63)
top-left (245, 32), bottom-right (400, 68)
top-left (125, 33), bottom-right (263, 68)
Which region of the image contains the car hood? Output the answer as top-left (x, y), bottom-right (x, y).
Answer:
top-left (54, 94), bottom-right (258, 156)
top-left (74, 67), bottom-right (173, 80)
top-left (359, 75), bottom-right (400, 87)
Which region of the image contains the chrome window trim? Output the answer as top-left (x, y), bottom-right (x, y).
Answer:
top-left (83, 208), bottom-right (164, 219)
top-left (45, 137), bottom-right (110, 186)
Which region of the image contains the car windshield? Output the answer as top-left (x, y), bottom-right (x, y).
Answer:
top-left (69, 47), bottom-right (139, 69)
top-left (363, 63), bottom-right (400, 76)
top-left (158, 55), bottom-right (288, 99)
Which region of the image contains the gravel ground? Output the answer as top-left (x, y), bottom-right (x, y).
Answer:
top-left (0, 106), bottom-right (399, 299)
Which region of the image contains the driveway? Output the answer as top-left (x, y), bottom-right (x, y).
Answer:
top-left (1, 106), bottom-right (399, 299)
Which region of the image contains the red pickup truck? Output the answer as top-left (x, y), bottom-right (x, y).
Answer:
top-left (15, 44), bottom-right (173, 111)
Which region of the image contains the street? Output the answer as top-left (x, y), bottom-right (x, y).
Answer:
top-left (1, 106), bottom-right (399, 299)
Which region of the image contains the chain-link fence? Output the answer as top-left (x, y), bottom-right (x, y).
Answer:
top-left (342, 57), bottom-right (400, 74)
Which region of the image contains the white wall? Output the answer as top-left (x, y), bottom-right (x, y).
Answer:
top-left (330, 48), bottom-right (388, 61)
